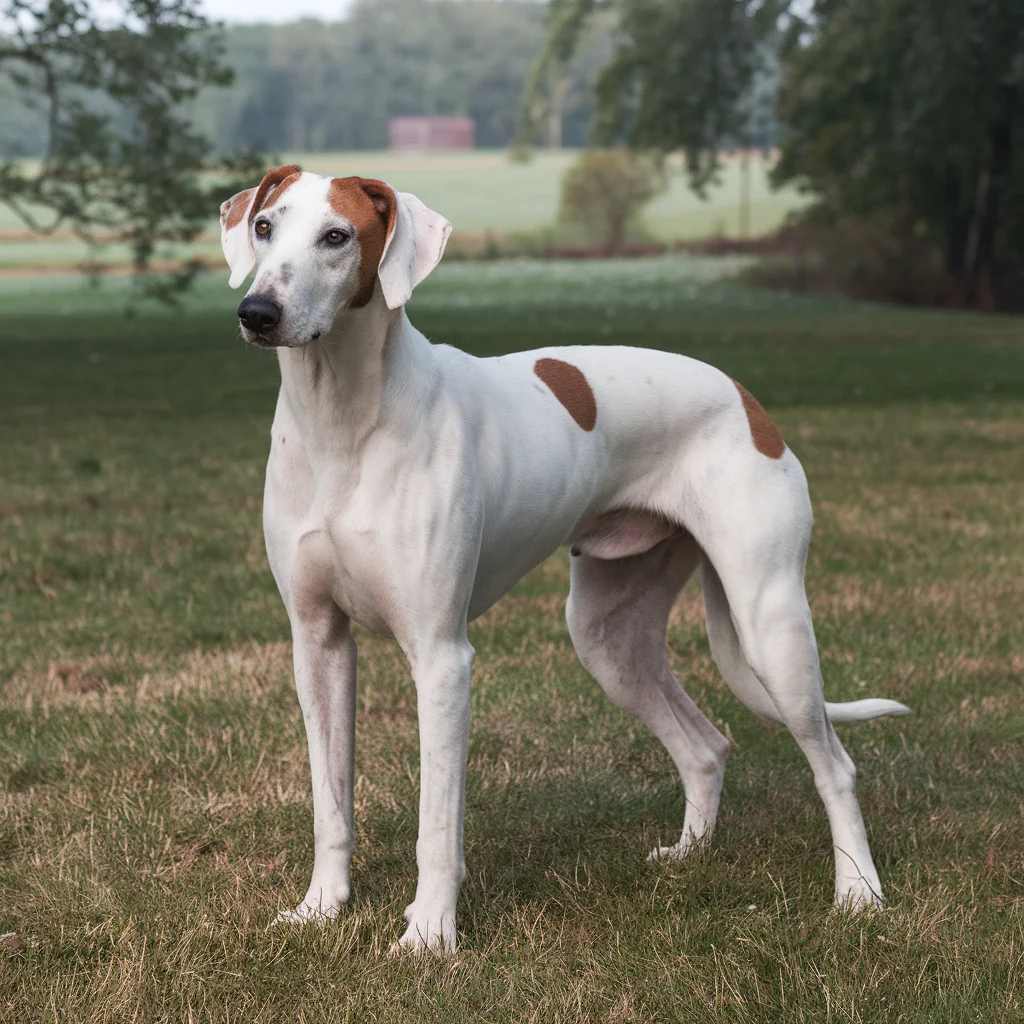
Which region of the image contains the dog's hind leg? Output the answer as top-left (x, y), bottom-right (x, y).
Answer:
top-left (566, 534), bottom-right (731, 862)
top-left (695, 473), bottom-right (887, 909)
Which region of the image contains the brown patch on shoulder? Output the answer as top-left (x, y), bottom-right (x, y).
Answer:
top-left (328, 177), bottom-right (397, 307)
top-left (534, 358), bottom-right (597, 431)
top-left (222, 188), bottom-right (255, 230)
top-left (732, 379), bottom-right (785, 458)
top-left (247, 164), bottom-right (303, 225)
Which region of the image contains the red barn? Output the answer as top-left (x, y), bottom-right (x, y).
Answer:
top-left (388, 116), bottom-right (475, 152)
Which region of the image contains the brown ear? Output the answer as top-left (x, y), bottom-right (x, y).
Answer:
top-left (358, 178), bottom-right (398, 245)
top-left (248, 164), bottom-right (303, 224)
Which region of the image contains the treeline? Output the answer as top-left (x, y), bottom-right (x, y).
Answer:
top-left (0, 0), bottom-right (608, 158)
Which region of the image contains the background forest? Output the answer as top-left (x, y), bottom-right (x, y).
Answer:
top-left (0, 0), bottom-right (606, 156)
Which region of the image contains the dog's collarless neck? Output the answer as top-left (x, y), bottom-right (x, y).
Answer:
top-left (276, 305), bottom-right (429, 459)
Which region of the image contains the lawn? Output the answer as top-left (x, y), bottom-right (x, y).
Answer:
top-left (0, 151), bottom-right (804, 271)
top-left (0, 259), bottom-right (1022, 1021)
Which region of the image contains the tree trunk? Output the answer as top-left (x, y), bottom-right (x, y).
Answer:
top-left (975, 85), bottom-right (1015, 310)
top-left (962, 161), bottom-right (990, 300)
top-left (738, 150), bottom-right (751, 238)
top-left (942, 161), bottom-right (967, 279)
top-left (547, 73), bottom-right (568, 150)
top-left (607, 212), bottom-right (626, 255)
top-left (964, 85), bottom-right (1015, 310)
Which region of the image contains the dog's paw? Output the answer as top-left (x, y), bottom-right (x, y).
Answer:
top-left (388, 902), bottom-right (457, 955)
top-left (270, 902), bottom-right (339, 927)
top-left (646, 839), bottom-right (694, 863)
top-left (834, 876), bottom-right (884, 912)
top-left (269, 883), bottom-right (348, 928)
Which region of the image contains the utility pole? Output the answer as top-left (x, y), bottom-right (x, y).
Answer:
top-left (739, 148), bottom-right (751, 239)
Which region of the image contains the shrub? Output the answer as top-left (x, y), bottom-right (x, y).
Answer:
top-left (558, 149), bottom-right (667, 254)
top-left (743, 206), bottom-right (956, 307)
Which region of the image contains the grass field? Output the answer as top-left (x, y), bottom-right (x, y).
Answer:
top-left (0, 151), bottom-right (804, 271)
top-left (1, 259), bottom-right (1022, 1021)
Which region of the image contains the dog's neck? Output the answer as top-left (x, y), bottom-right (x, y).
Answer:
top-left (275, 292), bottom-right (433, 459)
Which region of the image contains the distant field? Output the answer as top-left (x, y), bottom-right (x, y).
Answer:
top-left (0, 150), bottom-right (805, 272)
top-left (1, 259), bottom-right (1022, 1020)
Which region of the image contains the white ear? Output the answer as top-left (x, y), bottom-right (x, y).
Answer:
top-left (377, 190), bottom-right (452, 310)
top-left (219, 187), bottom-right (257, 289)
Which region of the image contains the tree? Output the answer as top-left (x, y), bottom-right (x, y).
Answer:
top-left (520, 0), bottom-right (785, 192)
top-left (0, 0), bottom-right (256, 297)
top-left (186, 1), bottom-right (570, 154)
top-left (529, 0), bottom-right (1024, 308)
top-left (558, 148), bottom-right (666, 252)
top-left (773, 0), bottom-right (1024, 308)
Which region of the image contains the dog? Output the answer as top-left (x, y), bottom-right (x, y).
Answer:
top-left (218, 164), bottom-right (910, 952)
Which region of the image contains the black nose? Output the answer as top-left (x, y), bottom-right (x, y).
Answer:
top-left (237, 295), bottom-right (282, 332)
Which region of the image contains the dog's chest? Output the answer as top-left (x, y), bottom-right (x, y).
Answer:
top-left (325, 529), bottom-right (395, 636)
top-left (264, 437), bottom-right (397, 638)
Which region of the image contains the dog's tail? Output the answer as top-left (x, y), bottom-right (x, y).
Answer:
top-left (824, 699), bottom-right (911, 723)
top-left (700, 553), bottom-right (911, 725)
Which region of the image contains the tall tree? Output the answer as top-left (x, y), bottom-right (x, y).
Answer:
top-left (187, 0), bottom-right (568, 154)
top-left (520, 0), bottom-right (785, 191)
top-left (773, 0), bottom-right (1024, 308)
top-left (0, 0), bottom-right (255, 297)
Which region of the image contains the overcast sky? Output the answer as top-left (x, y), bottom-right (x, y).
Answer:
top-left (201, 0), bottom-right (355, 24)
top-left (200, 0), bottom-right (544, 26)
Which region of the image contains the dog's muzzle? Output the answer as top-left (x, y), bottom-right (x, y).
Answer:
top-left (237, 295), bottom-right (282, 335)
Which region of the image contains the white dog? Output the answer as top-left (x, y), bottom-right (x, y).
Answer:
top-left (219, 165), bottom-right (909, 952)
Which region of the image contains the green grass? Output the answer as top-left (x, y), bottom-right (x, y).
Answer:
top-left (288, 150), bottom-right (803, 238)
top-left (1, 260), bottom-right (1022, 1021)
top-left (0, 151), bottom-right (804, 270)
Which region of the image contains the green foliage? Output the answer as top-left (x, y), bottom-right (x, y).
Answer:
top-left (185, 0), bottom-right (598, 154)
top-left (522, 0), bottom-right (784, 192)
top-left (530, 0), bottom-right (1024, 308)
top-left (558, 147), bottom-right (667, 250)
top-left (2, 1), bottom-right (583, 157)
top-left (0, 0), bottom-right (261, 299)
top-left (773, 0), bottom-right (1024, 309)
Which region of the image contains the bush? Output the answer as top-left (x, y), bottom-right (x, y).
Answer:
top-left (743, 206), bottom-right (956, 308)
top-left (558, 149), bottom-right (667, 254)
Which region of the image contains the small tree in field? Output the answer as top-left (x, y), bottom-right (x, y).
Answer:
top-left (558, 148), bottom-right (666, 253)
top-left (0, 0), bottom-right (262, 299)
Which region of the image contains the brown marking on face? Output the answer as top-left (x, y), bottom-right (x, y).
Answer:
top-left (247, 164), bottom-right (303, 225)
top-left (260, 170), bottom-right (301, 211)
top-left (222, 188), bottom-right (255, 230)
top-left (327, 176), bottom-right (397, 307)
top-left (534, 357), bottom-right (597, 431)
top-left (733, 379), bottom-right (785, 459)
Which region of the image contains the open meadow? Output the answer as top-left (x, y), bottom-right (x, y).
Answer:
top-left (0, 258), bottom-right (1022, 1021)
top-left (0, 151), bottom-right (803, 273)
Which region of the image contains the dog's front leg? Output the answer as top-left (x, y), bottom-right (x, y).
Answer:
top-left (273, 607), bottom-right (357, 925)
top-left (394, 636), bottom-right (474, 953)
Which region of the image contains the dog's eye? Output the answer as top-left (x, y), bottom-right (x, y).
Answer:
top-left (254, 219), bottom-right (271, 238)
top-left (325, 229), bottom-right (350, 246)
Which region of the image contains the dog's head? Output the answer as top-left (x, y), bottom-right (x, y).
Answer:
top-left (219, 166), bottom-right (452, 348)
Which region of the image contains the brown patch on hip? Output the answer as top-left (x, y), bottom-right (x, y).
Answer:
top-left (534, 357), bottom-right (597, 431)
top-left (222, 188), bottom-right (255, 229)
top-left (328, 177), bottom-right (397, 307)
top-left (732, 379), bottom-right (785, 459)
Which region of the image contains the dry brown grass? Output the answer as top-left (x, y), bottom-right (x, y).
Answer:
top-left (2, 271), bottom-right (1023, 1020)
